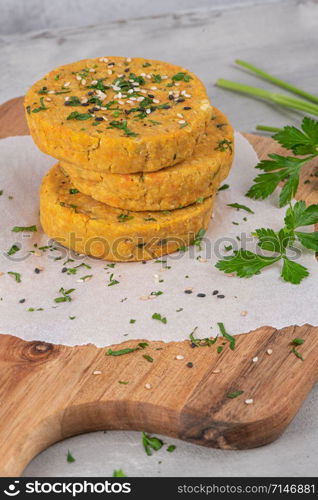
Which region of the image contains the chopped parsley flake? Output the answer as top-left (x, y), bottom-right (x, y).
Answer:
top-left (8, 271), bottom-right (21, 283)
top-left (142, 432), bottom-right (163, 456)
top-left (152, 312), bottom-right (167, 324)
top-left (227, 390), bottom-right (244, 399)
top-left (12, 225), bottom-right (37, 232)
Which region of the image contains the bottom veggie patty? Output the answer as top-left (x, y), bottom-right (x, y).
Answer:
top-left (40, 164), bottom-right (215, 262)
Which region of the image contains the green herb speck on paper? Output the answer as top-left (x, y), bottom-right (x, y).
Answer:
top-left (54, 287), bottom-right (75, 303)
top-left (12, 225), bottom-right (37, 232)
top-left (142, 432), bottom-right (164, 456)
top-left (152, 313), bottom-right (167, 324)
top-left (227, 203), bottom-right (254, 214)
top-left (7, 271), bottom-right (21, 283)
top-left (67, 450), bottom-right (75, 463)
top-left (7, 244), bottom-right (20, 256)
top-left (113, 469), bottom-right (127, 477)
top-left (218, 184), bottom-right (230, 192)
top-left (167, 445), bottom-right (176, 453)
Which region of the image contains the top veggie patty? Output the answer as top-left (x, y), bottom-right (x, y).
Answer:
top-left (25, 56), bottom-right (213, 174)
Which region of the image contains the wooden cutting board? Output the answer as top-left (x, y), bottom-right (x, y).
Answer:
top-left (0, 97), bottom-right (317, 477)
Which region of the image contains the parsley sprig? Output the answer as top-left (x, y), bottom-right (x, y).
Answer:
top-left (216, 201), bottom-right (318, 284)
top-left (246, 117), bottom-right (318, 207)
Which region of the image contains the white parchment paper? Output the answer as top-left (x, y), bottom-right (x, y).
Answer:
top-left (0, 133), bottom-right (317, 346)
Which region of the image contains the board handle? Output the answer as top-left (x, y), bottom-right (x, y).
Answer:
top-left (0, 325), bottom-right (317, 476)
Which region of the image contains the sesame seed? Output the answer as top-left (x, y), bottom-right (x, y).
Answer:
top-left (150, 86), bottom-right (157, 90)
top-left (118, 100), bottom-right (125, 105)
top-left (217, 294), bottom-right (225, 299)
top-left (197, 293), bottom-right (206, 298)
top-left (177, 113), bottom-right (184, 118)
top-left (184, 289), bottom-right (193, 294)
top-left (267, 349), bottom-right (273, 355)
top-left (176, 355), bottom-right (184, 360)
top-left (76, 75), bottom-right (81, 81)
top-left (126, 57), bottom-right (132, 62)
top-left (107, 69), bottom-right (113, 75)
top-left (93, 370), bottom-right (102, 375)
top-left (212, 369), bottom-right (221, 374)
top-left (146, 109), bottom-right (151, 114)
top-left (63, 82), bottom-right (71, 88)
top-left (240, 311), bottom-right (248, 316)
top-left (252, 356), bottom-right (258, 363)
top-left (153, 99), bottom-right (160, 104)
top-left (89, 68), bottom-right (96, 73)
top-left (212, 290), bottom-right (219, 295)
top-left (19, 298), bottom-right (26, 303)
top-left (187, 362), bottom-right (193, 368)
top-left (145, 383), bottom-right (152, 389)
top-left (178, 120), bottom-right (186, 124)
top-left (245, 399), bottom-right (254, 405)
top-left (91, 80), bottom-right (98, 85)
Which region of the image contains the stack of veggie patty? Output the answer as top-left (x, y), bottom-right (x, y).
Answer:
top-left (25, 57), bottom-right (234, 261)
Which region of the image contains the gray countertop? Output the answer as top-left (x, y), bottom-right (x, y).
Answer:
top-left (1, 0), bottom-right (317, 477)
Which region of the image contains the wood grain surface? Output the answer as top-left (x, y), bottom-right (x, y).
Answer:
top-left (0, 97), bottom-right (317, 477)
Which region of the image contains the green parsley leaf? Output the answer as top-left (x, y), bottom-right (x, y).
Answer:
top-left (292, 347), bottom-right (304, 361)
top-left (215, 139), bottom-right (233, 153)
top-left (108, 273), bottom-right (119, 286)
top-left (167, 445), bottom-right (176, 453)
top-left (227, 203), bottom-right (254, 214)
top-left (67, 450), bottom-right (75, 463)
top-left (281, 258), bottom-right (309, 284)
top-left (12, 225), bottom-right (37, 232)
top-left (246, 154), bottom-right (308, 207)
top-left (142, 432), bottom-right (163, 456)
top-left (227, 390), bottom-right (244, 399)
top-left (54, 287), bottom-right (75, 303)
top-left (152, 313), bottom-right (167, 324)
top-left (108, 120), bottom-right (138, 137)
top-left (172, 72), bottom-right (192, 82)
top-left (113, 469), bottom-right (127, 477)
top-left (193, 228), bottom-right (206, 249)
top-left (8, 244), bottom-right (20, 256)
top-left (189, 327), bottom-right (216, 347)
top-left (69, 188), bottom-right (79, 194)
top-left (284, 201), bottom-right (318, 229)
top-left (118, 213), bottom-right (134, 222)
top-left (32, 97), bottom-right (47, 113)
top-left (295, 231), bottom-right (318, 251)
top-left (143, 354), bottom-right (153, 363)
top-left (8, 271), bottom-right (21, 283)
top-left (218, 184), bottom-right (230, 191)
top-left (65, 96), bottom-right (81, 106)
top-left (217, 322), bottom-right (236, 350)
top-left (216, 249), bottom-right (280, 278)
top-left (292, 338), bottom-right (305, 345)
top-left (106, 347), bottom-right (139, 356)
top-left (67, 111), bottom-right (91, 121)
top-left (273, 117), bottom-right (318, 155)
